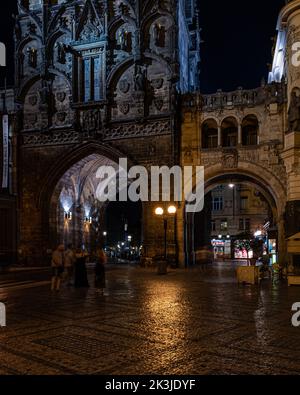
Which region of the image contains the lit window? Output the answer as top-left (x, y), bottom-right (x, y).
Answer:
top-left (240, 197), bottom-right (248, 210)
top-left (220, 220), bottom-right (228, 231)
top-left (213, 197), bottom-right (223, 211)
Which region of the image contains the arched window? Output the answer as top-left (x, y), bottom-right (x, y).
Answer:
top-left (202, 119), bottom-right (218, 149)
top-left (242, 115), bottom-right (258, 146)
top-left (221, 117), bottom-right (238, 148)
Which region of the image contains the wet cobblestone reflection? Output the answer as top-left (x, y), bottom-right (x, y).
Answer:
top-left (0, 262), bottom-right (300, 375)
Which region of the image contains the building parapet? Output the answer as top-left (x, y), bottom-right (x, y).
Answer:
top-left (182, 83), bottom-right (287, 111)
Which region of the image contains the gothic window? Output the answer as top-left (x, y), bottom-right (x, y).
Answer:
top-left (213, 197), bottom-right (223, 212)
top-left (77, 54), bottom-right (103, 103)
top-left (221, 117), bottom-right (238, 148)
top-left (84, 58), bottom-right (91, 102)
top-left (242, 115), bottom-right (259, 146)
top-left (202, 119), bottom-right (218, 149)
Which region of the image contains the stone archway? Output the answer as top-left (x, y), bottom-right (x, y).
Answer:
top-left (19, 141), bottom-right (140, 263)
top-left (180, 162), bottom-right (287, 267)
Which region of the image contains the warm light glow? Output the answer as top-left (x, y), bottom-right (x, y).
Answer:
top-left (103, 231), bottom-right (107, 237)
top-left (65, 212), bottom-right (72, 221)
top-left (229, 183), bottom-right (235, 189)
top-left (155, 207), bottom-right (164, 216)
top-left (254, 230), bottom-right (262, 237)
top-left (168, 205), bottom-right (177, 215)
top-left (218, 235), bottom-right (222, 239)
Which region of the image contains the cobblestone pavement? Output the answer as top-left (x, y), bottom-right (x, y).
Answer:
top-left (0, 262), bottom-right (300, 375)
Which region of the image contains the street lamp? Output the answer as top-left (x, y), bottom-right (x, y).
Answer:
top-left (155, 205), bottom-right (177, 260)
top-left (168, 205), bottom-right (177, 215)
top-left (155, 207), bottom-right (164, 216)
top-left (103, 231), bottom-right (107, 249)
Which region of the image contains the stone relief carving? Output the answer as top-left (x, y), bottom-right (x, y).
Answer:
top-left (154, 97), bottom-right (164, 111)
top-left (119, 102), bottom-right (130, 115)
top-left (56, 92), bottom-right (66, 103)
top-left (28, 95), bottom-right (38, 106)
top-left (22, 120), bottom-right (171, 146)
top-left (222, 149), bottom-right (238, 169)
top-left (80, 9), bottom-right (103, 42)
top-left (288, 90), bottom-right (300, 131)
top-left (119, 80), bottom-right (130, 94)
top-left (151, 78), bottom-right (164, 89)
top-left (81, 109), bottom-right (102, 132)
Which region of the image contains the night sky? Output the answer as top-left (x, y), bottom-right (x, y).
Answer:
top-left (200, 0), bottom-right (286, 93)
top-left (0, 0), bottom-right (287, 91)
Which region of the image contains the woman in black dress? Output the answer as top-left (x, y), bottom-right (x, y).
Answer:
top-left (95, 249), bottom-right (107, 295)
top-left (74, 250), bottom-right (90, 288)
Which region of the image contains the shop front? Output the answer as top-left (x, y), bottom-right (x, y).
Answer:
top-left (211, 239), bottom-right (231, 260)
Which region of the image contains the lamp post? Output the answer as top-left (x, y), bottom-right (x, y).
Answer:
top-left (155, 205), bottom-right (177, 261)
top-left (103, 231), bottom-right (107, 249)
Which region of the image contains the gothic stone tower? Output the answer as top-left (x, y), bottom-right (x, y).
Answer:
top-left (270, 0), bottom-right (300, 239)
top-left (15, 0), bottom-right (200, 264)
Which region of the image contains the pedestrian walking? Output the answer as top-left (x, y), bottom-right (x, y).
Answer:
top-left (64, 244), bottom-right (76, 286)
top-left (51, 244), bottom-right (65, 291)
top-left (74, 249), bottom-right (90, 288)
top-left (95, 248), bottom-right (107, 296)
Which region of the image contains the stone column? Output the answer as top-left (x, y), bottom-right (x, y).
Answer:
top-left (176, 204), bottom-right (185, 268)
top-left (238, 124), bottom-right (242, 146)
top-left (277, 215), bottom-right (287, 267)
top-left (218, 126), bottom-right (222, 147)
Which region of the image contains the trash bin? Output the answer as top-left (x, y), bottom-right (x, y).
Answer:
top-left (157, 260), bottom-right (168, 275)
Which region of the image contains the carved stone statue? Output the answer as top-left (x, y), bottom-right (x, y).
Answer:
top-left (82, 109), bottom-right (102, 132)
top-left (119, 29), bottom-right (131, 52)
top-left (154, 24), bottom-right (165, 47)
top-left (288, 91), bottom-right (300, 132)
top-left (55, 42), bottom-right (66, 64)
top-left (134, 65), bottom-right (146, 92)
top-left (27, 47), bottom-right (37, 68)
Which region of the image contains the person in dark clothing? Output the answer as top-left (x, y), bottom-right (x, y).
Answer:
top-left (95, 249), bottom-right (107, 296)
top-left (74, 250), bottom-right (90, 288)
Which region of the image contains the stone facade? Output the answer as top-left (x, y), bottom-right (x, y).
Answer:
top-left (3, 0), bottom-right (300, 267)
top-left (13, 0), bottom-right (200, 264)
top-left (179, 84), bottom-right (288, 265)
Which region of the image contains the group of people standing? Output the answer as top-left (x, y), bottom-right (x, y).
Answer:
top-left (51, 244), bottom-right (107, 295)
